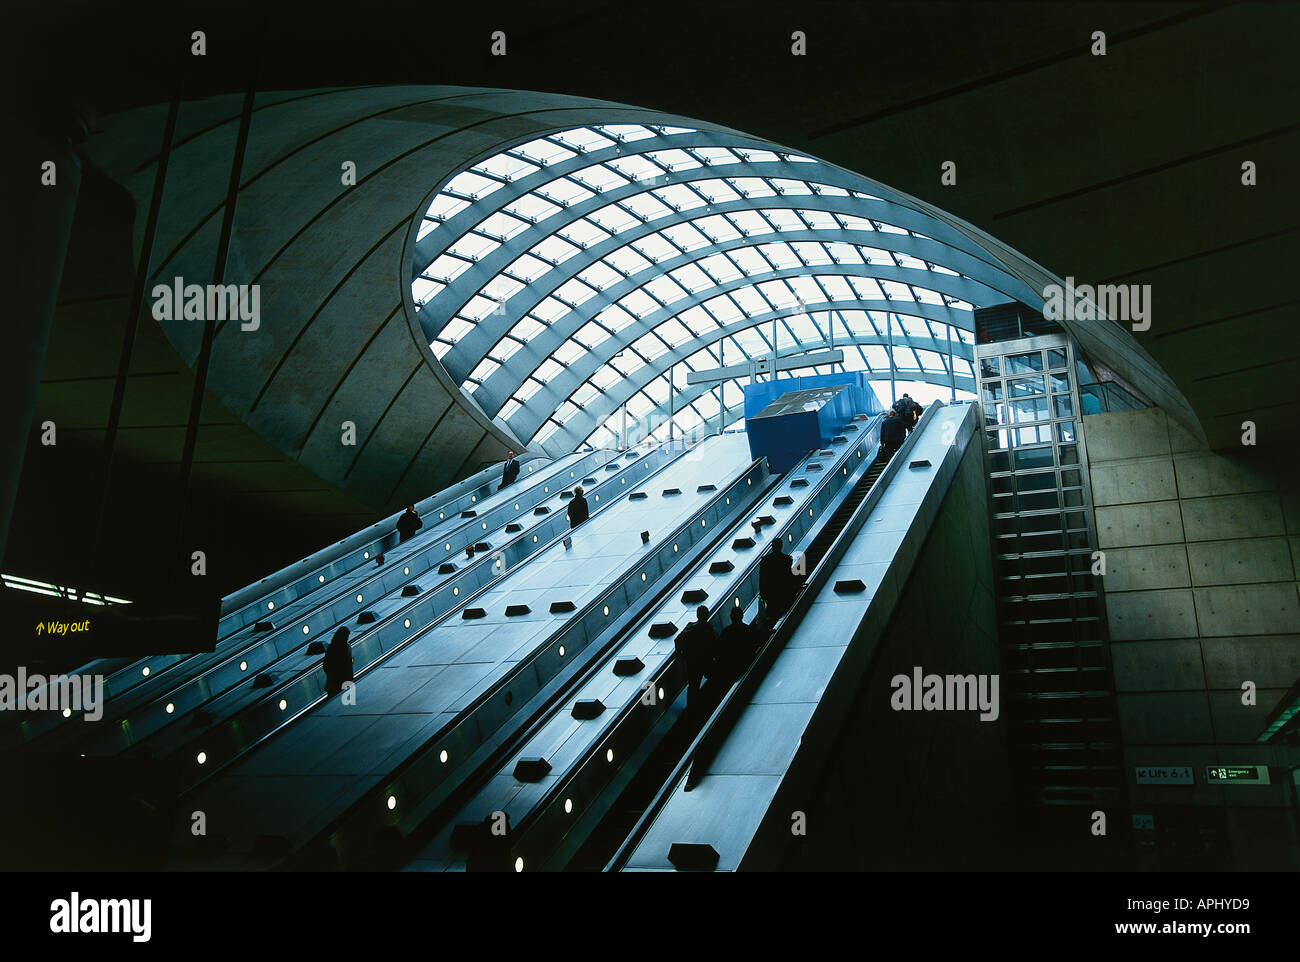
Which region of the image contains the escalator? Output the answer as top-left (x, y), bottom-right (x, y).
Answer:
top-left (608, 401), bottom-right (983, 871)
top-left (398, 412), bottom-right (888, 872)
top-left (168, 433), bottom-right (766, 869)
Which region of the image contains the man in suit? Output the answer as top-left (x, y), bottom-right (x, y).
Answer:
top-left (759, 538), bottom-right (802, 627)
top-left (880, 407), bottom-right (907, 458)
top-left (674, 605), bottom-right (715, 716)
top-left (500, 450), bottom-right (520, 490)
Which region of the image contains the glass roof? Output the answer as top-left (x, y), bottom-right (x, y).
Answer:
top-left (411, 123), bottom-right (1019, 455)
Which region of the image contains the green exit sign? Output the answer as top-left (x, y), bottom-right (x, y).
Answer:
top-left (1205, 765), bottom-right (1270, 784)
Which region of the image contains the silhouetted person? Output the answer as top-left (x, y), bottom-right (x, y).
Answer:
top-left (674, 605), bottom-right (715, 714)
top-left (564, 486), bottom-right (588, 549)
top-left (759, 539), bottom-right (801, 626)
top-left (880, 408), bottom-right (907, 458)
top-left (323, 627), bottom-right (354, 696)
top-left (712, 605), bottom-right (759, 690)
top-left (898, 393), bottom-right (921, 432)
top-left (396, 505), bottom-right (422, 543)
top-left (499, 450), bottom-right (520, 490)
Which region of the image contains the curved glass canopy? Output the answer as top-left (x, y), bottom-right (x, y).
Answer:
top-left (411, 122), bottom-right (1022, 455)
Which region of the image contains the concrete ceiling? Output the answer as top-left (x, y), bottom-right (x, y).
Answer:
top-left (11, 0), bottom-right (1297, 590)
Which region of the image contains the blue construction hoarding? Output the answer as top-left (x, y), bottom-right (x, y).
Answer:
top-left (745, 373), bottom-right (882, 473)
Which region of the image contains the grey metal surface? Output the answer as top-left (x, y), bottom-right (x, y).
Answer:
top-left (38, 444), bottom-right (670, 764)
top-left (621, 403), bottom-right (980, 871)
top-left (169, 433), bottom-right (756, 868)
top-left (407, 421), bottom-right (878, 871)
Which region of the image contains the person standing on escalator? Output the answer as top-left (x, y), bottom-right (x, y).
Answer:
top-left (675, 605), bottom-right (715, 717)
top-left (880, 407), bottom-right (907, 459)
top-left (396, 505), bottom-right (422, 544)
top-left (563, 485), bottom-right (588, 549)
top-left (499, 450), bottom-right (521, 490)
top-left (759, 539), bottom-right (803, 629)
top-left (323, 627), bottom-right (354, 696)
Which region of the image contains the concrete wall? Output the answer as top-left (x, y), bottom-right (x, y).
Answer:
top-left (778, 435), bottom-right (1014, 869)
top-left (1085, 406), bottom-right (1300, 870)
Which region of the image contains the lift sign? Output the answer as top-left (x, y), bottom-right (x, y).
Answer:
top-left (1205, 765), bottom-right (1269, 784)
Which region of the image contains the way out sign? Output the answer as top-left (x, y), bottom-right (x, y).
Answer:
top-left (1134, 766), bottom-right (1193, 785)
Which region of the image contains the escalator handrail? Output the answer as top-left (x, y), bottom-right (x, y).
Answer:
top-left (176, 439), bottom-right (697, 794)
top-left (606, 402), bottom-right (947, 870)
top-left (477, 414), bottom-right (886, 863)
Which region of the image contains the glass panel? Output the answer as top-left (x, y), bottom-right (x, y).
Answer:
top-left (1010, 397), bottom-right (1050, 423)
top-left (1061, 469), bottom-right (1082, 487)
top-left (1053, 395), bottom-right (1074, 418)
top-left (1015, 425), bottom-right (1053, 445)
top-left (989, 451), bottom-right (1011, 472)
top-left (1019, 490), bottom-right (1061, 511)
top-left (1063, 489), bottom-right (1084, 507)
top-left (1005, 351), bottom-right (1044, 375)
top-left (1014, 446), bottom-right (1055, 471)
top-left (1017, 471), bottom-right (1057, 492)
top-left (980, 356), bottom-right (1001, 379)
top-left (1079, 384), bottom-right (1105, 415)
top-left (1058, 444), bottom-right (1079, 465)
top-left (1007, 375), bottom-right (1046, 399)
top-left (982, 382), bottom-right (1004, 402)
top-left (1049, 373), bottom-right (1070, 394)
top-left (1056, 421), bottom-right (1077, 443)
top-left (1047, 348), bottom-right (1068, 371)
